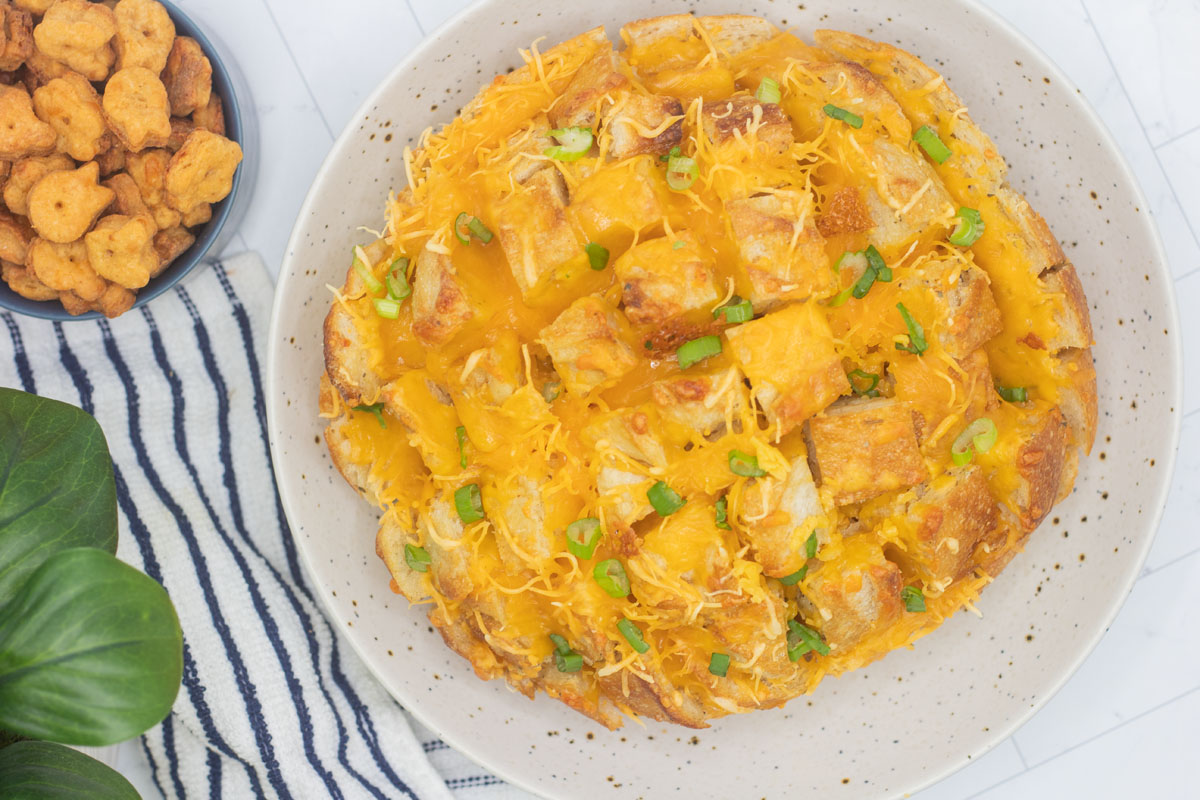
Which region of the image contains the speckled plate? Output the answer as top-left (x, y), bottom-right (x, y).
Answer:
top-left (266, 1), bottom-right (1182, 797)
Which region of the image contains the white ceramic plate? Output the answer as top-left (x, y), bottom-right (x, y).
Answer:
top-left (267, 1), bottom-right (1183, 796)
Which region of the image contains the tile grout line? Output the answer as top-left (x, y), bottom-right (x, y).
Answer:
top-left (1139, 543), bottom-right (1200, 580)
top-left (1010, 737), bottom-right (1030, 770)
top-left (256, 0), bottom-right (336, 141)
top-left (1177, 264), bottom-right (1199, 281)
top-left (967, 683), bottom-right (1200, 799)
top-left (1152, 122), bottom-right (1200, 153)
top-left (1078, 2), bottom-right (1200, 258)
top-left (403, 0), bottom-right (427, 36)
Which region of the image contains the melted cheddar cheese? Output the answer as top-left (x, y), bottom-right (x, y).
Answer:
top-left (320, 15), bottom-right (1095, 730)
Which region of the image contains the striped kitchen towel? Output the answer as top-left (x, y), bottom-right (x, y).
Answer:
top-left (0, 253), bottom-right (533, 800)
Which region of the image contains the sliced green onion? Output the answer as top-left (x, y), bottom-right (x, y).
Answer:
top-left (660, 145), bottom-right (681, 163)
top-left (728, 449), bottom-right (767, 478)
top-left (456, 425), bottom-right (468, 468)
top-left (617, 618), bottom-right (649, 653)
top-left (805, 530), bottom-right (819, 559)
top-left (708, 652), bottom-right (731, 677)
top-left (901, 585), bottom-right (927, 613)
top-left (951, 417), bottom-right (999, 465)
top-left (913, 124), bottom-right (952, 164)
top-left (555, 651), bottom-right (583, 672)
top-left (864, 244), bottom-right (892, 282)
top-left (353, 246), bottom-right (384, 295)
top-left (647, 481), bottom-right (685, 516)
top-left (834, 250), bottom-right (865, 274)
top-left (666, 153), bottom-right (698, 191)
top-left (847, 369), bottom-right (880, 397)
top-left (404, 544), bottom-right (431, 572)
top-left (714, 495), bottom-right (731, 530)
top-left (373, 297), bottom-right (401, 319)
top-left (453, 212), bottom-right (471, 244)
top-left (823, 103), bottom-right (863, 129)
top-left (549, 633), bottom-right (571, 656)
top-left (585, 242), bottom-right (609, 271)
top-left (827, 286), bottom-right (855, 307)
top-left (644, 340), bottom-right (654, 349)
top-left (778, 565), bottom-right (808, 586)
top-left (541, 381), bottom-right (561, 403)
top-left (851, 244), bottom-right (891, 299)
top-left (544, 126), bottom-right (593, 161)
top-left (593, 559), bottom-right (630, 598)
top-left (948, 207), bottom-right (985, 247)
top-left (713, 295), bottom-right (754, 324)
top-left (386, 257), bottom-right (411, 299)
top-left (454, 483), bottom-right (484, 523)
top-left (755, 77), bottom-right (781, 104)
top-left (676, 335), bottom-right (721, 369)
top-left (467, 216), bottom-right (493, 243)
top-left (787, 619), bottom-right (830, 659)
top-left (672, 239), bottom-right (686, 250)
top-left (353, 402), bottom-right (387, 429)
top-left (996, 384), bottom-right (1028, 403)
top-left (894, 303), bottom-right (928, 355)
top-left (566, 517), bottom-right (603, 559)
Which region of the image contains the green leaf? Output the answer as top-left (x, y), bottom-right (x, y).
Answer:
top-left (0, 548), bottom-right (182, 746)
top-left (0, 740), bottom-right (139, 800)
top-left (0, 389), bottom-right (117, 606)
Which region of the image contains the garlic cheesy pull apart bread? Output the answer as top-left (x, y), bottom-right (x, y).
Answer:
top-left (319, 15), bottom-right (1096, 729)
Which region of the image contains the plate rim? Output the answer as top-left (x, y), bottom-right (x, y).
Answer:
top-left (266, 0), bottom-right (1185, 795)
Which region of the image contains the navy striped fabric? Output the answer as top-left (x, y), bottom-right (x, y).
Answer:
top-left (0, 256), bottom-right (531, 799)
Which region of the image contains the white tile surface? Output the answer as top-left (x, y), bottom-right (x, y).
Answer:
top-left (1156, 128), bottom-right (1200, 275)
top-left (975, 685), bottom-right (1200, 799)
top-left (112, 0), bottom-right (1199, 797)
top-left (1081, 0), bottom-right (1200, 148)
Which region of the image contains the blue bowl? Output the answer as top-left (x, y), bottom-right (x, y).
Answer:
top-left (0, 0), bottom-right (257, 321)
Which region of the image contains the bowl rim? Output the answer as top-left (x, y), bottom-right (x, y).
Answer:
top-left (0, 0), bottom-right (247, 322)
top-left (267, 0), bottom-right (1184, 796)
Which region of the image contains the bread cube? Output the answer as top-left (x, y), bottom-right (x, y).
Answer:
top-left (607, 92), bottom-right (683, 159)
top-left (381, 370), bottom-right (461, 475)
top-left (696, 14), bottom-right (780, 57)
top-left (1004, 406), bottom-right (1071, 531)
top-left (1040, 262), bottom-right (1093, 351)
top-left (569, 154), bottom-right (667, 242)
top-left (597, 467), bottom-right (654, 526)
top-left (727, 192), bottom-right (832, 310)
top-left (816, 185), bottom-right (874, 237)
top-left (583, 406), bottom-right (668, 468)
top-left (1050, 347), bottom-right (1097, 453)
top-left (929, 262), bottom-right (1002, 359)
top-left (724, 301), bottom-right (849, 434)
top-left (651, 367), bottom-right (749, 438)
top-left (897, 465), bottom-right (998, 583)
top-left (699, 94), bottom-right (793, 154)
top-left (410, 246), bottom-right (475, 347)
top-left (802, 536), bottom-right (903, 651)
top-left (495, 167), bottom-right (580, 296)
top-left (861, 138), bottom-right (954, 251)
top-left (375, 508), bottom-right (431, 603)
top-left (740, 454), bottom-right (826, 577)
top-left (493, 473), bottom-right (554, 571)
top-left (614, 231), bottom-right (719, 325)
top-left (503, 113), bottom-right (556, 184)
top-left (420, 494), bottom-right (473, 603)
top-left (805, 397), bottom-right (927, 506)
top-left (541, 295), bottom-right (638, 396)
top-left (549, 48), bottom-right (628, 130)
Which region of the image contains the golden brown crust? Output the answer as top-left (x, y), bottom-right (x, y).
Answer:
top-left (1041, 262), bottom-right (1094, 350)
top-left (1014, 407), bottom-right (1071, 531)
